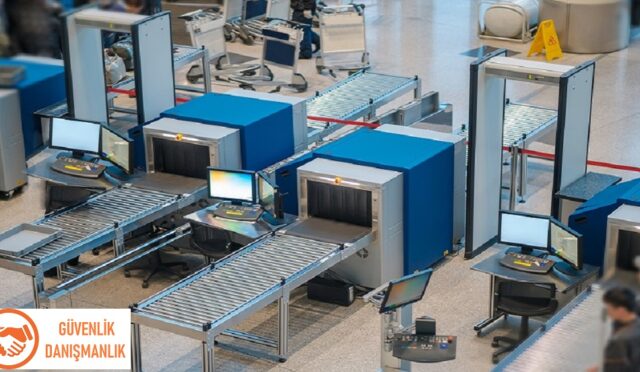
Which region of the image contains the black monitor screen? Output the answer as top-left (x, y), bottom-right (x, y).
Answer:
top-left (499, 211), bottom-right (550, 250)
top-left (380, 269), bottom-right (433, 314)
top-left (549, 219), bottom-right (582, 270)
top-left (50, 117), bottom-right (101, 154)
top-left (101, 126), bottom-right (133, 174)
top-left (152, 137), bottom-right (209, 179)
top-left (258, 173), bottom-right (276, 214)
top-left (617, 230), bottom-right (640, 272)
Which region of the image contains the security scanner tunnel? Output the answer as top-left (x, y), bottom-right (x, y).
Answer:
top-left (465, 49), bottom-right (595, 258)
top-left (131, 127), bottom-right (455, 370)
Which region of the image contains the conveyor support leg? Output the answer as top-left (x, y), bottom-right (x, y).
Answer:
top-left (202, 340), bottom-right (215, 372)
top-left (131, 323), bottom-right (142, 372)
top-left (32, 274), bottom-right (44, 308)
top-left (278, 294), bottom-right (289, 362)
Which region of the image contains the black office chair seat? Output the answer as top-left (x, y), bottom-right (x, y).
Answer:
top-left (491, 281), bottom-right (558, 364)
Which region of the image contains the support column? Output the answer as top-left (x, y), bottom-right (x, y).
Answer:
top-left (508, 146), bottom-right (519, 211)
top-left (202, 341), bottom-right (214, 372)
top-left (32, 274), bottom-right (45, 308)
top-left (131, 323), bottom-right (142, 372)
top-left (277, 295), bottom-right (289, 362)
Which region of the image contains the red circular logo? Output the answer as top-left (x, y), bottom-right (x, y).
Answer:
top-left (0, 309), bottom-right (39, 369)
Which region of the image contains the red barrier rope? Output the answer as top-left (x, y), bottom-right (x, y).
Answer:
top-left (307, 115), bottom-right (381, 128)
top-left (106, 87), bottom-right (639, 173)
top-left (503, 146), bottom-right (640, 173)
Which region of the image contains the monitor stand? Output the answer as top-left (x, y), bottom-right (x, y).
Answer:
top-left (553, 261), bottom-right (581, 276)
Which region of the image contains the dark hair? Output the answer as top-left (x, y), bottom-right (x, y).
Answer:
top-left (603, 287), bottom-right (637, 312)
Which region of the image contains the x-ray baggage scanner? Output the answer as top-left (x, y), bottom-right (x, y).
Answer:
top-left (62, 8), bottom-right (175, 125)
top-left (297, 158), bottom-right (404, 288)
top-left (465, 50), bottom-right (595, 258)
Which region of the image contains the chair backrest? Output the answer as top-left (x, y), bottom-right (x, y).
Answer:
top-left (498, 281), bottom-right (556, 301)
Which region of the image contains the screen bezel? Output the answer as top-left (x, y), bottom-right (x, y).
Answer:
top-left (207, 167), bottom-right (257, 203)
top-left (498, 210), bottom-right (550, 251)
top-left (379, 269), bottom-right (433, 314)
top-left (100, 125), bottom-right (134, 175)
top-left (49, 117), bottom-right (103, 155)
top-left (257, 172), bottom-right (278, 213)
top-left (548, 217), bottom-right (583, 270)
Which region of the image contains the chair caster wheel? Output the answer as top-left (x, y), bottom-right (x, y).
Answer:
top-left (476, 331), bottom-right (482, 337)
top-left (92, 248), bottom-right (100, 256)
top-left (492, 356), bottom-right (499, 364)
top-left (278, 358), bottom-right (287, 363)
top-left (124, 270), bottom-right (131, 278)
top-left (492, 340), bottom-right (500, 347)
top-left (142, 281), bottom-right (149, 289)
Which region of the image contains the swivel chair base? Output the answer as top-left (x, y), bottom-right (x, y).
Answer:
top-left (124, 250), bottom-right (189, 289)
top-left (491, 315), bottom-right (529, 364)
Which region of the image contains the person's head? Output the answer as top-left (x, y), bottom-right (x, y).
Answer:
top-left (603, 287), bottom-right (637, 322)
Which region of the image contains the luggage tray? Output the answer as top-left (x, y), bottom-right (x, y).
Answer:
top-left (0, 223), bottom-right (61, 257)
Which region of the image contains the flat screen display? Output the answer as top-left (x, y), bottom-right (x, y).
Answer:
top-left (549, 220), bottom-right (581, 269)
top-left (50, 118), bottom-right (101, 154)
top-left (380, 269), bottom-right (432, 313)
top-left (499, 212), bottom-right (550, 250)
top-left (101, 126), bottom-right (132, 173)
top-left (208, 168), bottom-right (255, 203)
top-left (258, 173), bottom-right (276, 214)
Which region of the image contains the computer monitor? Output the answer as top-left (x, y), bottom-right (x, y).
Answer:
top-left (379, 269), bottom-right (433, 314)
top-left (549, 218), bottom-right (583, 273)
top-left (257, 172), bottom-right (276, 215)
top-left (100, 126), bottom-right (134, 174)
top-left (499, 211), bottom-right (550, 253)
top-left (50, 117), bottom-right (101, 156)
top-left (207, 168), bottom-right (256, 204)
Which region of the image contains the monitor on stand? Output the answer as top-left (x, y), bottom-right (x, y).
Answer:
top-left (100, 126), bottom-right (134, 175)
top-left (499, 211), bottom-right (550, 255)
top-left (379, 269), bottom-right (433, 314)
top-left (50, 117), bottom-right (101, 158)
top-left (207, 168), bottom-right (256, 205)
top-left (549, 218), bottom-right (583, 276)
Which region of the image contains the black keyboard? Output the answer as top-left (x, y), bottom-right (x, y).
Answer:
top-left (500, 251), bottom-right (554, 274)
top-left (50, 157), bottom-right (106, 179)
top-left (392, 334), bottom-right (457, 363)
top-left (211, 203), bottom-right (263, 221)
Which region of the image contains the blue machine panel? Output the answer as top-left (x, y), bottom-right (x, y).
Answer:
top-left (569, 178), bottom-right (640, 268)
top-left (0, 58), bottom-right (66, 157)
top-left (277, 129), bottom-right (453, 273)
top-left (161, 93), bottom-right (294, 171)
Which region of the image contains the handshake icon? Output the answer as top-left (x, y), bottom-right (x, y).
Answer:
top-left (0, 325), bottom-right (34, 358)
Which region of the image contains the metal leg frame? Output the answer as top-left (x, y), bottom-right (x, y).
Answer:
top-left (131, 323), bottom-right (142, 372)
top-left (202, 340), bottom-right (215, 372)
top-left (508, 146), bottom-right (519, 211)
top-left (518, 145), bottom-right (527, 203)
top-left (474, 275), bottom-right (504, 335)
top-left (278, 295), bottom-right (289, 362)
top-left (32, 274), bottom-right (44, 308)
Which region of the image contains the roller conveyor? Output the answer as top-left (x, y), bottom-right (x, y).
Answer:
top-left (306, 71), bottom-right (420, 142)
top-left (131, 218), bottom-right (374, 371)
top-left (0, 185), bottom-right (188, 307)
top-left (502, 103), bottom-right (557, 147)
top-left (496, 285), bottom-right (604, 372)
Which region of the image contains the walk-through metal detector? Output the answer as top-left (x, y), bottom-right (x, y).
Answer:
top-left (62, 7), bottom-right (175, 124)
top-left (465, 49), bottom-right (595, 258)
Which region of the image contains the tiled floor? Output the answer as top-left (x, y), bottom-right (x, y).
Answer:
top-left (1, 0), bottom-right (639, 371)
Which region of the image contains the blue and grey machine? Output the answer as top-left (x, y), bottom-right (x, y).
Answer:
top-left (465, 49), bottom-right (595, 258)
top-left (0, 57), bottom-right (66, 197)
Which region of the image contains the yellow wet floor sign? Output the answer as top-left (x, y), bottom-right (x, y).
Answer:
top-left (528, 19), bottom-right (562, 61)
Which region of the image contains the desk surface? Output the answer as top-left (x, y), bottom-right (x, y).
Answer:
top-left (27, 152), bottom-right (116, 190)
top-left (555, 172), bottom-right (621, 203)
top-left (185, 207), bottom-right (294, 240)
top-left (471, 247), bottom-right (599, 293)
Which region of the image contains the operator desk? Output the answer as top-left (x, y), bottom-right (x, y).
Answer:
top-left (185, 206), bottom-right (295, 247)
top-left (472, 246), bottom-right (599, 334)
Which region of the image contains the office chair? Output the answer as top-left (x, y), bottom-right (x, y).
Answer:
top-left (189, 224), bottom-right (242, 264)
top-left (491, 281), bottom-right (558, 363)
